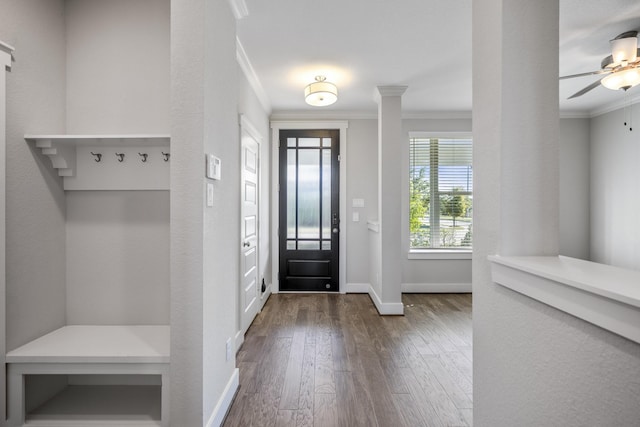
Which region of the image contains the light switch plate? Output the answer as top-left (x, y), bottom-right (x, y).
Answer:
top-left (206, 183), bottom-right (214, 207)
top-left (352, 198), bottom-right (365, 208)
top-left (206, 154), bottom-right (221, 180)
top-left (352, 212), bottom-right (360, 222)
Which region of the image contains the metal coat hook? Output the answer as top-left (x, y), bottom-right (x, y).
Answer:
top-left (138, 153), bottom-right (148, 163)
top-left (116, 153), bottom-right (125, 162)
top-left (90, 152), bottom-right (102, 162)
top-left (162, 152), bottom-right (170, 162)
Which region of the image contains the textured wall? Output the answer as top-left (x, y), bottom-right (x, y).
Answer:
top-left (66, 0), bottom-right (170, 134)
top-left (0, 0), bottom-right (69, 418)
top-left (201, 0), bottom-right (240, 421)
top-left (1, 0), bottom-right (67, 352)
top-left (171, 0), bottom-right (239, 424)
top-left (64, 0), bottom-right (171, 325)
top-left (66, 191), bottom-right (169, 324)
top-left (590, 107), bottom-right (640, 270)
top-left (559, 118), bottom-right (590, 260)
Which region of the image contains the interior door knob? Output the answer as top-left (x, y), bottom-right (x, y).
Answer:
top-left (243, 241), bottom-right (250, 247)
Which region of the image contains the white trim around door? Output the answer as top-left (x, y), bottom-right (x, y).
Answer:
top-left (270, 120), bottom-right (348, 294)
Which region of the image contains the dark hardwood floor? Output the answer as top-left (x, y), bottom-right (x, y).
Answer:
top-left (223, 293), bottom-right (473, 427)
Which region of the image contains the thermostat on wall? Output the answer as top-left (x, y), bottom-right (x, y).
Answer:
top-left (206, 154), bottom-right (221, 180)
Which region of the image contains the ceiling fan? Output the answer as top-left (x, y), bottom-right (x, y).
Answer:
top-left (561, 31), bottom-right (640, 99)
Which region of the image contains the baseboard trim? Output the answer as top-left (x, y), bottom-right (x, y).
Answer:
top-left (234, 329), bottom-right (244, 353)
top-left (401, 283), bottom-right (472, 293)
top-left (368, 285), bottom-right (404, 315)
top-left (260, 283), bottom-right (273, 309)
top-left (345, 282), bottom-right (370, 293)
top-left (206, 368), bottom-right (239, 427)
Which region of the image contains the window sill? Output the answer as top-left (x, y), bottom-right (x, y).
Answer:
top-left (408, 250), bottom-right (472, 260)
top-left (489, 255), bottom-right (640, 344)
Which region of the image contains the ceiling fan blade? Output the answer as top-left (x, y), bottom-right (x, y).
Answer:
top-left (560, 69), bottom-right (611, 80)
top-left (568, 79), bottom-right (603, 99)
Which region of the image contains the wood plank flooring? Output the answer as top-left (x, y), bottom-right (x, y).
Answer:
top-left (223, 293), bottom-right (472, 427)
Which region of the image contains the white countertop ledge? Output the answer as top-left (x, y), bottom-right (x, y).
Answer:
top-left (489, 255), bottom-right (640, 344)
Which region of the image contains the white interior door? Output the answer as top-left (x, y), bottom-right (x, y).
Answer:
top-left (240, 130), bottom-right (260, 334)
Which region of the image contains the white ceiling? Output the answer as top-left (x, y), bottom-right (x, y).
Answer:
top-left (236, 0), bottom-right (640, 116)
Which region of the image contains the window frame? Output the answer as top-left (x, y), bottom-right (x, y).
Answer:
top-left (405, 131), bottom-right (473, 259)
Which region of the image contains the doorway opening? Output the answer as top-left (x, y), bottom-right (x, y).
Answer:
top-left (278, 129), bottom-right (340, 291)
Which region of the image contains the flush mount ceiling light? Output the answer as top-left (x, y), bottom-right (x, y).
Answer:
top-left (304, 76), bottom-right (337, 107)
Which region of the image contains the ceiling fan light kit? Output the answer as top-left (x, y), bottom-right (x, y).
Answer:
top-left (561, 30), bottom-right (640, 98)
top-left (305, 76), bottom-right (338, 107)
top-left (610, 36), bottom-right (638, 66)
top-left (601, 67), bottom-right (640, 91)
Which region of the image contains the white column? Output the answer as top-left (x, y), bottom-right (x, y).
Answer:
top-left (473, 0), bottom-right (559, 424)
top-left (375, 86), bottom-right (407, 314)
top-left (0, 40), bottom-right (14, 424)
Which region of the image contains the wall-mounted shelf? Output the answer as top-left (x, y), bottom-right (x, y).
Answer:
top-left (25, 134), bottom-right (170, 190)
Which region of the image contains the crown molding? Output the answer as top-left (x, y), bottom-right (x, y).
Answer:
top-left (403, 111), bottom-right (472, 119)
top-left (236, 37), bottom-right (271, 114)
top-left (270, 110), bottom-right (376, 121)
top-left (559, 110), bottom-right (591, 119)
top-left (270, 110), bottom-right (475, 121)
top-left (227, 0), bottom-right (248, 19)
top-left (589, 92), bottom-right (640, 118)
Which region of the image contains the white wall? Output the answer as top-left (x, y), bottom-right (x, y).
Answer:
top-left (345, 120), bottom-right (378, 284)
top-left (559, 118), bottom-right (590, 260)
top-left (0, 0), bottom-right (69, 419)
top-left (171, 0), bottom-right (239, 424)
top-left (66, 191), bottom-right (169, 324)
top-left (63, 0), bottom-right (171, 324)
top-left (66, 0), bottom-right (170, 134)
top-left (1, 0), bottom-right (67, 352)
top-left (590, 106), bottom-right (640, 270)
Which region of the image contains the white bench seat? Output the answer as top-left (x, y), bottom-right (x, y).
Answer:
top-left (6, 325), bottom-right (170, 427)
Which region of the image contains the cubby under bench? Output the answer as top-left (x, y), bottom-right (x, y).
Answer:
top-left (6, 325), bottom-right (170, 427)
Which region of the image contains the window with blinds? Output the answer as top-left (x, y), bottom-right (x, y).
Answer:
top-left (409, 137), bottom-right (473, 249)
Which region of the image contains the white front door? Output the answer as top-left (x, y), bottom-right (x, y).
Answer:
top-left (240, 129), bottom-right (260, 334)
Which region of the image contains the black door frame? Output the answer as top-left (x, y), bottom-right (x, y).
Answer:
top-left (278, 129), bottom-right (340, 292)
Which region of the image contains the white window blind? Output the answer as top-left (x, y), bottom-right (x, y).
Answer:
top-left (409, 137), bottom-right (473, 249)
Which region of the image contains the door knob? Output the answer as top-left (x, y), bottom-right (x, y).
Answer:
top-left (243, 241), bottom-right (250, 247)
top-left (332, 228), bottom-right (339, 234)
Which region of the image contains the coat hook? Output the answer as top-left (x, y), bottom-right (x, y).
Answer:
top-left (116, 153), bottom-right (125, 162)
top-left (162, 152), bottom-right (170, 162)
top-left (138, 153), bottom-right (148, 163)
top-left (90, 152), bottom-right (102, 162)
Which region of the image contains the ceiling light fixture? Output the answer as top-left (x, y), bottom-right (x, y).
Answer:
top-left (304, 76), bottom-right (337, 107)
top-left (601, 67), bottom-right (640, 91)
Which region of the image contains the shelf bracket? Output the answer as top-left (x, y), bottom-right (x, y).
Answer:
top-left (33, 139), bottom-right (76, 177)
